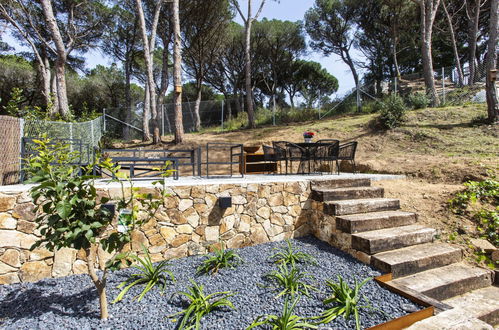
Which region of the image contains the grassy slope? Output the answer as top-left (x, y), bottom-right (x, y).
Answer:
top-left (132, 103), bottom-right (498, 183)
top-left (121, 103), bottom-right (498, 268)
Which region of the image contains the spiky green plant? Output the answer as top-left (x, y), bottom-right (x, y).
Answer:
top-left (264, 263), bottom-right (316, 298)
top-left (197, 242), bottom-right (243, 275)
top-left (112, 246), bottom-right (175, 303)
top-left (247, 296), bottom-right (318, 329)
top-left (169, 279), bottom-right (235, 330)
top-left (269, 240), bottom-right (317, 266)
top-left (317, 275), bottom-right (371, 330)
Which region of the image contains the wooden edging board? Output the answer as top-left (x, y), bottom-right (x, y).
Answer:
top-left (366, 273), bottom-right (435, 330)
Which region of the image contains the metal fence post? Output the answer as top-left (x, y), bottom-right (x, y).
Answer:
top-left (103, 108), bottom-right (106, 133)
top-left (221, 100), bottom-right (224, 131)
top-left (442, 67), bottom-right (446, 104)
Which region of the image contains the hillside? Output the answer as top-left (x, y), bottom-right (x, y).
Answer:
top-left (122, 103), bottom-right (498, 184)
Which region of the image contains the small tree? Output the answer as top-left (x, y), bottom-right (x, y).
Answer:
top-left (25, 138), bottom-right (171, 319)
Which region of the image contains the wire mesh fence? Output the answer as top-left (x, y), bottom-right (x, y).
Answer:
top-left (104, 99), bottom-right (242, 140)
top-left (0, 116), bottom-right (104, 185)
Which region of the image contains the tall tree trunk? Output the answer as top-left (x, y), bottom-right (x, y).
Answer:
top-left (486, 0), bottom-right (498, 123)
top-left (194, 82), bottom-right (202, 131)
top-left (244, 17), bottom-right (256, 128)
top-left (143, 82), bottom-right (151, 141)
top-left (40, 0), bottom-right (71, 120)
top-left (467, 0), bottom-right (481, 86)
top-left (392, 36), bottom-right (401, 78)
top-left (442, 0), bottom-right (464, 86)
top-left (124, 55), bottom-right (132, 140)
top-left (50, 71), bottom-right (59, 118)
top-left (158, 32), bottom-right (171, 136)
top-left (413, 0), bottom-right (440, 106)
top-left (172, 0), bottom-right (184, 144)
top-left (135, 0), bottom-right (160, 143)
top-left (224, 93), bottom-right (232, 120)
top-left (40, 51), bottom-right (51, 109)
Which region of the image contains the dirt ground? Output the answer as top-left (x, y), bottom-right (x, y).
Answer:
top-left (115, 104), bottom-right (498, 267)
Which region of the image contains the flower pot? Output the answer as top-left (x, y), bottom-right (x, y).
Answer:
top-left (304, 137), bottom-right (313, 143)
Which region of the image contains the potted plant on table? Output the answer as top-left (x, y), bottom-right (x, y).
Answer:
top-left (303, 131), bottom-right (315, 143)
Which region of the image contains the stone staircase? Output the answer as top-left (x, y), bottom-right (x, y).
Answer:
top-left (311, 178), bottom-right (498, 329)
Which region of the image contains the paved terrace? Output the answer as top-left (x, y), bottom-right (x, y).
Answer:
top-left (0, 173), bottom-right (405, 193)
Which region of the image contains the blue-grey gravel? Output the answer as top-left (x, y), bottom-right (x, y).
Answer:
top-left (0, 236), bottom-right (421, 329)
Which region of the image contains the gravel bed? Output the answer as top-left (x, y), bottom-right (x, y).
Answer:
top-left (0, 236), bottom-right (421, 329)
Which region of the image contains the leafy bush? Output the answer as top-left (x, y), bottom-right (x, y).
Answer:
top-left (474, 208), bottom-right (499, 247)
top-left (264, 263), bottom-right (316, 298)
top-left (169, 280), bottom-right (235, 329)
top-left (377, 94), bottom-right (407, 129)
top-left (406, 92), bottom-right (430, 110)
top-left (113, 245), bottom-right (175, 303)
top-left (197, 242), bottom-right (243, 275)
top-left (248, 296), bottom-right (318, 329)
top-left (269, 239), bottom-right (317, 266)
top-left (317, 276), bottom-right (371, 330)
top-left (449, 178), bottom-right (499, 214)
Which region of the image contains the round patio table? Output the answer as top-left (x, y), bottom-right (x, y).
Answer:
top-left (293, 142), bottom-right (334, 174)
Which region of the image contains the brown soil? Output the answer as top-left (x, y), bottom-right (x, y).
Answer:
top-left (116, 104), bottom-right (498, 266)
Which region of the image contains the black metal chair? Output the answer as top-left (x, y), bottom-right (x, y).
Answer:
top-left (205, 143), bottom-right (244, 178)
top-left (262, 145), bottom-right (278, 174)
top-left (285, 142), bottom-right (308, 174)
top-left (338, 141), bottom-right (358, 174)
top-left (315, 140), bottom-right (340, 174)
top-left (272, 141), bottom-right (289, 174)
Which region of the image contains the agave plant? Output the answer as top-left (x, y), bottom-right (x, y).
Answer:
top-left (169, 279), bottom-right (235, 330)
top-left (247, 296), bottom-right (318, 329)
top-left (264, 263), bottom-right (316, 298)
top-left (197, 242), bottom-right (243, 275)
top-left (112, 246), bottom-right (175, 303)
top-left (317, 275), bottom-right (371, 330)
top-left (269, 240), bottom-right (317, 266)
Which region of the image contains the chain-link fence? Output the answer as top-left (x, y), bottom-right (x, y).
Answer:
top-left (0, 116), bottom-right (104, 185)
top-left (320, 64), bottom-right (490, 119)
top-left (104, 99), bottom-right (242, 140)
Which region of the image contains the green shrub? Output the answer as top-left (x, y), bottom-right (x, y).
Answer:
top-left (269, 239), bottom-right (317, 266)
top-left (317, 276), bottom-right (371, 330)
top-left (197, 242), bottom-right (243, 275)
top-left (113, 245), bottom-right (175, 303)
top-left (264, 263), bottom-right (316, 298)
top-left (377, 94), bottom-right (407, 129)
top-left (406, 92), bottom-right (430, 110)
top-left (169, 279), bottom-right (235, 329)
top-left (474, 208), bottom-right (499, 247)
top-left (248, 296), bottom-right (318, 329)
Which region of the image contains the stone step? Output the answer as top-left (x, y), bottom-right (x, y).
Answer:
top-left (371, 243), bottom-right (463, 278)
top-left (389, 263), bottom-right (494, 301)
top-left (312, 186), bottom-right (384, 202)
top-left (336, 210), bottom-right (417, 233)
top-left (310, 178), bottom-right (371, 189)
top-left (351, 224), bottom-right (435, 254)
top-left (324, 198), bottom-right (400, 216)
top-left (444, 286), bottom-right (499, 326)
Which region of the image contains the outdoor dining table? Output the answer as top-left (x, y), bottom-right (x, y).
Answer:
top-left (292, 142), bottom-right (334, 174)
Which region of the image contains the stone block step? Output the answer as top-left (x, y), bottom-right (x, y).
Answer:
top-left (351, 224), bottom-right (435, 254)
top-left (371, 243), bottom-right (463, 278)
top-left (324, 198), bottom-right (400, 216)
top-left (336, 210), bottom-right (417, 233)
top-left (310, 178), bottom-right (371, 189)
top-left (312, 186), bottom-right (384, 202)
top-left (389, 263), bottom-right (493, 301)
top-left (444, 286), bottom-right (499, 326)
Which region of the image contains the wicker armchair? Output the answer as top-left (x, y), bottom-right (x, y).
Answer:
top-left (338, 141), bottom-right (358, 174)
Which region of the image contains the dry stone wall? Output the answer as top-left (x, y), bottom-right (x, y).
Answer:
top-left (0, 181), bottom-right (321, 285)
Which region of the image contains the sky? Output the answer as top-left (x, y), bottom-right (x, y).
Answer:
top-left (3, 0), bottom-right (363, 97)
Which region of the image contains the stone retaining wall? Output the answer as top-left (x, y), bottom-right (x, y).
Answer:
top-left (0, 181), bottom-right (322, 284)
